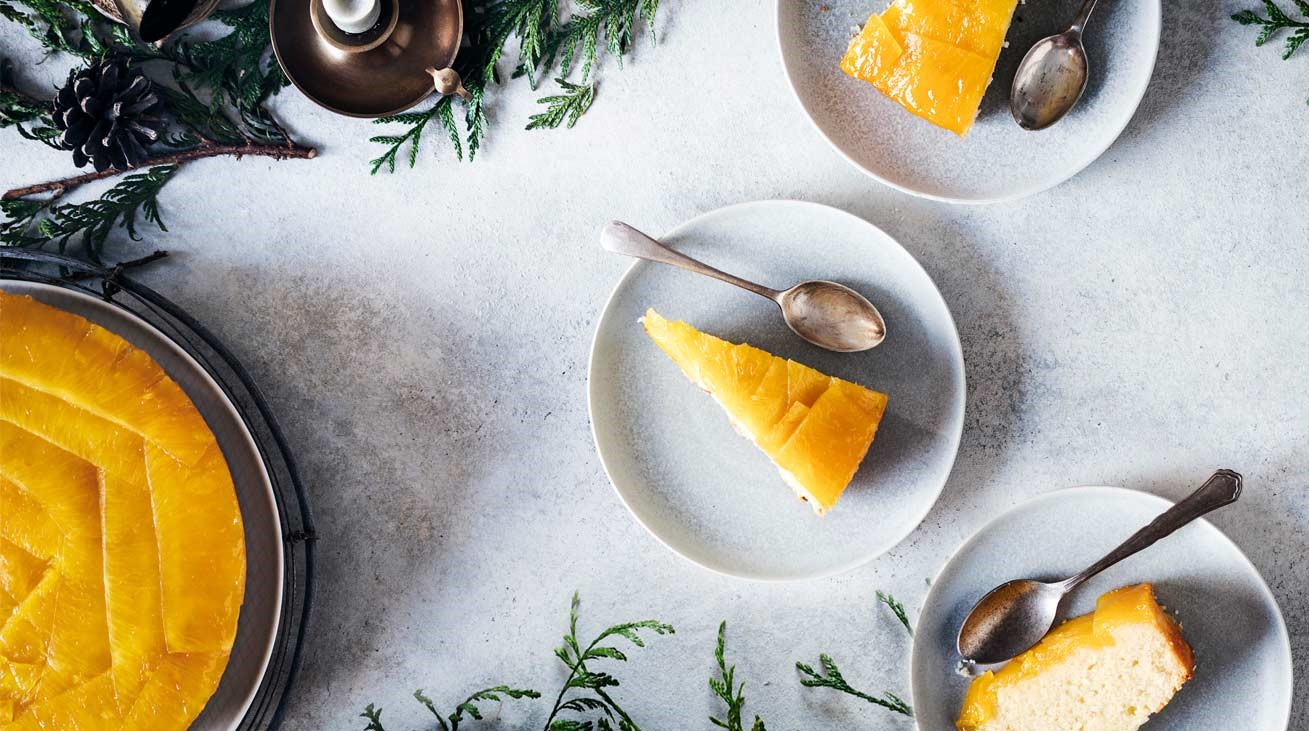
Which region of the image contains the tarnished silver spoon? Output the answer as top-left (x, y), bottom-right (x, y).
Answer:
top-left (1009, 0), bottom-right (1100, 130)
top-left (957, 470), bottom-right (1243, 665)
top-left (600, 221), bottom-right (886, 352)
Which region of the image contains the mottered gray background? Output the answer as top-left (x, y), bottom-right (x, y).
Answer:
top-left (2, 0), bottom-right (1306, 727)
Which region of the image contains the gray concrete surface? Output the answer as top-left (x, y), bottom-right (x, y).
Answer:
top-left (2, 0), bottom-right (1305, 728)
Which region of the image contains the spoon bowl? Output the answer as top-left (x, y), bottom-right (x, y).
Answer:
top-left (1010, 31), bottom-right (1091, 130)
top-left (777, 280), bottom-right (886, 353)
top-left (957, 579), bottom-right (1068, 664)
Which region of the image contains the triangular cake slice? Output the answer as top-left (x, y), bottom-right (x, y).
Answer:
top-left (641, 309), bottom-right (887, 514)
top-left (841, 0), bottom-right (1020, 136)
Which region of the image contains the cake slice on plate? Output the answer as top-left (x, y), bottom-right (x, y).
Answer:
top-left (641, 309), bottom-right (887, 514)
top-left (841, 0), bottom-right (1021, 136)
top-left (957, 583), bottom-right (1194, 731)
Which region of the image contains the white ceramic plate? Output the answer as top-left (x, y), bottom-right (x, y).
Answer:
top-left (588, 200), bottom-right (966, 580)
top-left (911, 486), bottom-right (1293, 730)
top-left (776, 0), bottom-right (1161, 203)
top-left (0, 281), bottom-right (283, 731)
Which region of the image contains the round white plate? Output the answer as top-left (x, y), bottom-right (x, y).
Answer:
top-left (911, 486), bottom-right (1293, 730)
top-left (776, 0), bottom-right (1161, 203)
top-left (0, 281), bottom-right (283, 731)
top-left (588, 200), bottom-right (966, 580)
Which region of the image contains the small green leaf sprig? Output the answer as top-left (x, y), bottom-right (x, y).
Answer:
top-left (877, 590), bottom-right (913, 636)
top-left (543, 592), bottom-right (674, 731)
top-left (358, 593), bottom-right (675, 731)
top-left (361, 686), bottom-right (541, 731)
top-left (795, 656), bottom-right (913, 717)
top-left (527, 78), bottom-right (595, 130)
top-left (1232, 0), bottom-right (1309, 103)
top-left (0, 58), bottom-right (58, 144)
top-left (367, 0), bottom-right (661, 173)
top-left (1, 165), bottom-right (175, 260)
top-left (795, 590), bottom-right (915, 718)
top-left (709, 622), bottom-right (766, 731)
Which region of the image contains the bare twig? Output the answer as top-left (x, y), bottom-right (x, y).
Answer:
top-left (3, 140), bottom-right (318, 201)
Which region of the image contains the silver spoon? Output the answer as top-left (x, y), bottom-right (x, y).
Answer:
top-left (957, 469), bottom-right (1243, 664)
top-left (600, 221), bottom-right (886, 353)
top-left (1009, 0), bottom-right (1100, 130)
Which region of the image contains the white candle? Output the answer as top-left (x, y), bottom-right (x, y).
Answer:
top-left (322, 0), bottom-right (380, 34)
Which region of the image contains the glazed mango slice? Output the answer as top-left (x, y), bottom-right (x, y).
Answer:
top-left (642, 309), bottom-right (887, 514)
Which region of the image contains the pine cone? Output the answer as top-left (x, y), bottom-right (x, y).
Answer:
top-left (52, 62), bottom-right (167, 172)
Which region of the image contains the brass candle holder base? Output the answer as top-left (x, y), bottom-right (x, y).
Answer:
top-left (270, 0), bottom-right (463, 118)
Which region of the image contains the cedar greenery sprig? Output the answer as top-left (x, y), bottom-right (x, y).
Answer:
top-left (795, 590), bottom-right (915, 718)
top-left (709, 622), bottom-right (766, 731)
top-left (530, 0), bottom-right (659, 84)
top-left (0, 0), bottom-right (311, 254)
top-left (0, 58), bottom-right (58, 144)
top-left (1232, 0), bottom-right (1309, 103)
top-left (367, 0), bottom-right (661, 172)
top-left (543, 591), bottom-right (674, 731)
top-left (527, 78), bottom-right (595, 129)
top-left (877, 591), bottom-right (913, 637)
top-left (795, 655), bottom-right (914, 717)
top-left (360, 686), bottom-right (541, 731)
top-left (0, 165), bottom-right (174, 261)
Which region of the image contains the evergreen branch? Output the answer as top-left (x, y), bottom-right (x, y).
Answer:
top-left (363, 0), bottom-right (662, 169)
top-left (1233, 0), bottom-right (1309, 102)
top-left (0, 57), bottom-right (58, 145)
top-left (795, 654), bottom-right (913, 717)
top-left (543, 592), bottom-right (673, 731)
top-left (359, 704), bottom-right (386, 731)
top-left (549, 0), bottom-right (649, 81)
top-left (0, 0), bottom-right (109, 59)
top-left (360, 685), bottom-right (539, 731)
top-left (1, 165), bottom-right (175, 262)
top-left (526, 78), bottom-right (595, 129)
top-left (877, 591), bottom-right (913, 637)
top-left (369, 100), bottom-right (446, 173)
top-left (3, 140), bottom-right (316, 201)
top-left (709, 622), bottom-right (766, 731)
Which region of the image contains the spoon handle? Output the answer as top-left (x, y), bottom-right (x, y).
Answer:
top-left (600, 221), bottom-right (782, 301)
top-left (1069, 0), bottom-right (1100, 34)
top-left (1061, 470), bottom-right (1243, 592)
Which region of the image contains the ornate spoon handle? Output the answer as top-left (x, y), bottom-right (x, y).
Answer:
top-left (1061, 469), bottom-right (1243, 592)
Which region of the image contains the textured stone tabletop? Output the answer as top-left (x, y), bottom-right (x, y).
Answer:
top-left (2, 0), bottom-right (1306, 728)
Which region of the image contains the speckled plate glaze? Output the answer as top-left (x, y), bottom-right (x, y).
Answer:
top-left (911, 486), bottom-right (1293, 730)
top-left (589, 200), bottom-right (965, 580)
top-left (776, 0), bottom-right (1161, 203)
top-left (0, 281), bottom-right (283, 731)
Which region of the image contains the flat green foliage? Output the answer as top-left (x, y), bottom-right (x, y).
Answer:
top-left (1232, 0), bottom-right (1309, 103)
top-left (357, 593), bottom-right (672, 731)
top-left (0, 57), bottom-right (58, 144)
top-left (360, 685), bottom-right (540, 731)
top-left (795, 655), bottom-right (913, 717)
top-left (543, 592), bottom-right (674, 731)
top-left (368, 0), bottom-right (660, 172)
top-left (527, 78), bottom-right (595, 129)
top-left (0, 165), bottom-right (175, 261)
top-left (795, 590), bottom-right (915, 718)
top-left (877, 591), bottom-right (913, 636)
top-left (709, 622), bottom-right (766, 731)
